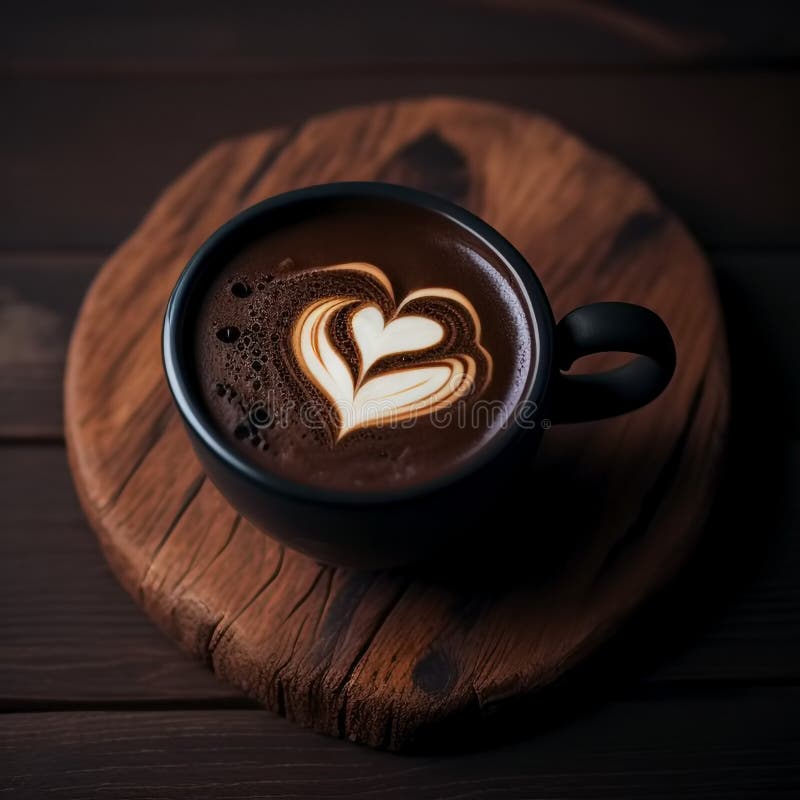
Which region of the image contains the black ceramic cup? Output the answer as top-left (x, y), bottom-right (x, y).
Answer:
top-left (163, 183), bottom-right (675, 568)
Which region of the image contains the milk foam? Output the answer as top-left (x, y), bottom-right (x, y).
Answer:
top-left (291, 264), bottom-right (489, 440)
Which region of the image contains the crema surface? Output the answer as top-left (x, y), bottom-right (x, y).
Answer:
top-left (193, 199), bottom-right (535, 491)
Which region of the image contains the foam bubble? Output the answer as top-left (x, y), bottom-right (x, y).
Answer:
top-left (216, 326), bottom-right (240, 343)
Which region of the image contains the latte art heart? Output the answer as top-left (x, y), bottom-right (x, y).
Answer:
top-left (291, 263), bottom-right (492, 441)
top-left (350, 305), bottom-right (443, 380)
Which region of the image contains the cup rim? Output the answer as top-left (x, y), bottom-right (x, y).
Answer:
top-left (163, 182), bottom-right (555, 506)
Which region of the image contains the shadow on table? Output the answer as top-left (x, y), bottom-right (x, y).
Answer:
top-left (400, 265), bottom-right (789, 754)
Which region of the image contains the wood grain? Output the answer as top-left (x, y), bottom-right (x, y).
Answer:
top-left (3, 693), bottom-right (799, 799)
top-left (0, 254), bottom-right (100, 439)
top-left (64, 98), bottom-right (729, 749)
top-left (2, 74), bottom-right (797, 249)
top-left (4, 1), bottom-right (799, 72)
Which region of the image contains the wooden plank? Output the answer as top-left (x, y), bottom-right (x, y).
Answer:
top-left (1, 441), bottom-right (798, 709)
top-left (0, 74), bottom-right (797, 249)
top-left (0, 446), bottom-right (245, 706)
top-left (3, 1), bottom-right (799, 70)
top-left (2, 694), bottom-right (799, 797)
top-left (715, 251), bottom-right (800, 435)
top-left (0, 253), bottom-right (100, 439)
top-left (2, 250), bottom-right (797, 441)
top-left (621, 439), bottom-right (800, 684)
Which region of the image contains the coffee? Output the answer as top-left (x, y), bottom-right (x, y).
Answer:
top-left (193, 197), bottom-right (535, 491)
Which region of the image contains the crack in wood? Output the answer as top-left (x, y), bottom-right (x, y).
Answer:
top-left (179, 513), bottom-right (242, 594)
top-left (308, 573), bottom-right (378, 671)
top-left (284, 565), bottom-right (328, 623)
top-left (208, 545), bottom-right (285, 654)
top-left (199, 613), bottom-right (225, 667)
top-left (312, 567), bottom-right (335, 640)
top-left (137, 473), bottom-right (206, 598)
top-left (332, 581), bottom-right (410, 729)
top-left (105, 398), bottom-right (174, 509)
top-left (169, 512), bottom-right (237, 592)
top-left (274, 615), bottom-right (309, 685)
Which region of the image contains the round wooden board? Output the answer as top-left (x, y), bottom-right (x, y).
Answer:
top-left (65, 97), bottom-right (729, 751)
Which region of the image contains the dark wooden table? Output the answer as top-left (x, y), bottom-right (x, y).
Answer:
top-left (2, 3), bottom-right (799, 797)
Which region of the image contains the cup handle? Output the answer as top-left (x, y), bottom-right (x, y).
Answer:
top-left (550, 302), bottom-right (676, 424)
